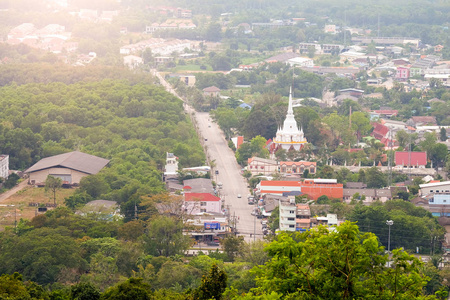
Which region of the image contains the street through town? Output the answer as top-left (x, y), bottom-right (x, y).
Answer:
top-left (153, 70), bottom-right (263, 241)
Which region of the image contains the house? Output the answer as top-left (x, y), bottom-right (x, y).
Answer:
top-left (343, 188), bottom-right (392, 203)
top-left (409, 116), bottom-right (438, 127)
top-left (394, 151), bottom-right (427, 169)
top-left (184, 192), bottom-right (221, 215)
top-left (123, 55), bottom-right (143, 69)
top-left (25, 151), bottom-right (109, 185)
top-left (203, 86), bottom-right (221, 97)
top-left (369, 110), bottom-right (398, 119)
top-left (0, 155), bottom-right (9, 179)
top-left (279, 161), bottom-right (316, 175)
top-left (78, 200), bottom-right (121, 220)
top-left (339, 88), bottom-right (365, 98)
top-left (247, 157), bottom-right (278, 176)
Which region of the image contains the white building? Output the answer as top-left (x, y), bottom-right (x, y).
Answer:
top-left (286, 57), bottom-right (314, 68)
top-left (272, 87), bottom-right (307, 151)
top-left (184, 193), bottom-right (222, 215)
top-left (164, 152), bottom-right (178, 176)
top-left (420, 181), bottom-right (450, 196)
top-left (279, 198), bottom-right (297, 231)
top-left (0, 155), bottom-right (9, 179)
top-left (123, 55), bottom-right (143, 69)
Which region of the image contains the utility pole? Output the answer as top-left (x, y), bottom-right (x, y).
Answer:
top-left (386, 220), bottom-right (394, 267)
top-left (253, 213), bottom-right (256, 242)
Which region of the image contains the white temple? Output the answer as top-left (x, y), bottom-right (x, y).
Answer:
top-left (272, 87), bottom-right (307, 151)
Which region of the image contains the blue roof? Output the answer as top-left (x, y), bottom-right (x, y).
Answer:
top-left (239, 103), bottom-right (252, 109)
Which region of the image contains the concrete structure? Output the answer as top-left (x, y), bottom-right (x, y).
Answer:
top-left (184, 192), bottom-right (221, 215)
top-left (272, 87), bottom-right (307, 151)
top-left (279, 161), bottom-right (316, 175)
top-left (164, 152), bottom-right (179, 176)
top-left (0, 155), bottom-right (9, 179)
top-left (247, 157), bottom-right (278, 176)
top-left (396, 66), bottom-right (410, 81)
top-left (25, 151), bottom-right (109, 185)
top-left (420, 181), bottom-right (450, 196)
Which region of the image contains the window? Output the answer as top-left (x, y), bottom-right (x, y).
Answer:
top-left (200, 209), bottom-right (206, 212)
top-left (289, 225), bottom-right (295, 228)
top-left (430, 190), bottom-right (434, 193)
top-left (288, 217), bottom-right (295, 221)
top-left (200, 202), bottom-right (206, 206)
top-left (444, 200), bottom-right (447, 203)
top-left (310, 167), bottom-right (315, 173)
top-left (436, 190), bottom-right (440, 193)
top-left (261, 166), bottom-right (264, 169)
top-left (289, 210), bottom-right (295, 214)
top-left (250, 166), bottom-right (253, 169)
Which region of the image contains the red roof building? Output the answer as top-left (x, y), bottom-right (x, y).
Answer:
top-left (299, 179), bottom-right (343, 200)
top-left (184, 192), bottom-right (221, 215)
top-left (394, 151), bottom-right (427, 168)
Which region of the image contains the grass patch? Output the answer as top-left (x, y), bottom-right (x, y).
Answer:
top-left (0, 186), bottom-right (76, 230)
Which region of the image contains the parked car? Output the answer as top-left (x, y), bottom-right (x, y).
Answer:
top-left (237, 194), bottom-right (242, 198)
top-left (215, 170), bottom-right (219, 174)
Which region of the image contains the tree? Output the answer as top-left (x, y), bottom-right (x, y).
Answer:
top-left (253, 221), bottom-right (435, 299)
top-left (140, 216), bottom-right (192, 257)
top-left (365, 167), bottom-right (387, 188)
top-left (71, 282), bottom-right (101, 300)
top-left (101, 277), bottom-right (152, 300)
top-left (429, 143), bottom-right (448, 169)
top-left (192, 264), bottom-right (227, 300)
top-left (45, 175), bottom-right (62, 205)
top-left (440, 127), bottom-right (447, 141)
top-left (222, 235), bottom-right (244, 262)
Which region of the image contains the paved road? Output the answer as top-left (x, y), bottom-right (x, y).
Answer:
top-left (196, 112), bottom-right (263, 241)
top-left (152, 70), bottom-right (263, 241)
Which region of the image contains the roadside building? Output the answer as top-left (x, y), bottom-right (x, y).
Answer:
top-left (184, 192), bottom-right (221, 215)
top-left (247, 157), bottom-right (278, 176)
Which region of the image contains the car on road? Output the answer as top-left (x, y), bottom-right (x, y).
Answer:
top-left (237, 194), bottom-right (241, 198)
top-left (204, 138), bottom-right (208, 141)
top-left (215, 170), bottom-right (219, 174)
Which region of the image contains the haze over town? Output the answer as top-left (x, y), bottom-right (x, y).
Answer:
top-left (0, 0), bottom-right (450, 298)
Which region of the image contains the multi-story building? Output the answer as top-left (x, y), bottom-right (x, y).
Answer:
top-left (0, 155), bottom-right (9, 179)
top-left (279, 198), bottom-right (297, 231)
top-left (247, 157), bottom-right (278, 176)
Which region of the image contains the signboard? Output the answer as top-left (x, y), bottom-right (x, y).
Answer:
top-left (204, 222), bottom-right (220, 230)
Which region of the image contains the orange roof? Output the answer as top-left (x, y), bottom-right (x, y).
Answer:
top-left (260, 181), bottom-right (301, 187)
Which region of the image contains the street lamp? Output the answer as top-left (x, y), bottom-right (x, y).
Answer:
top-left (386, 220), bottom-right (394, 267)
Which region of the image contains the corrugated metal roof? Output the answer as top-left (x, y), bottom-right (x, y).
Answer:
top-left (25, 151), bottom-right (109, 174)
